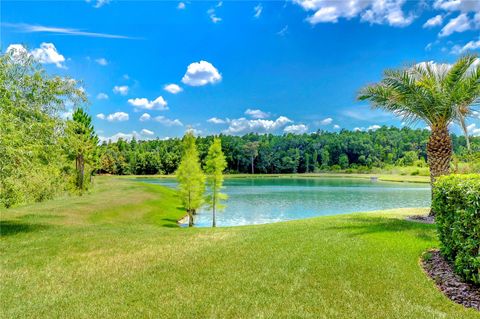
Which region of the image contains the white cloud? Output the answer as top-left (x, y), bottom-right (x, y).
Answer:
top-left (472, 111), bottom-right (480, 119)
top-left (154, 116), bottom-right (183, 127)
top-left (354, 127), bottom-right (364, 132)
top-left (207, 117), bottom-right (226, 124)
top-left (467, 123), bottom-right (480, 136)
top-left (128, 96), bottom-right (168, 111)
top-left (439, 13), bottom-right (471, 37)
top-left (182, 60), bottom-right (222, 86)
top-left (367, 124), bottom-right (381, 131)
top-left (333, 124), bottom-right (341, 129)
top-left (106, 112), bottom-right (129, 122)
top-left (6, 44), bottom-right (28, 60)
top-left (224, 116), bottom-right (292, 135)
top-left (319, 117), bottom-right (333, 125)
top-left (451, 37), bottom-right (480, 54)
top-left (141, 129), bottom-right (154, 136)
top-left (177, 2), bottom-right (186, 9)
top-left (433, 0), bottom-right (480, 13)
top-left (245, 108), bottom-right (270, 119)
top-left (3, 22), bottom-right (135, 39)
top-left (284, 124), bottom-right (308, 134)
top-left (423, 15), bottom-right (443, 28)
top-left (277, 25), bottom-right (289, 36)
top-left (96, 92), bottom-right (109, 100)
top-left (95, 57), bottom-right (108, 66)
top-left (164, 83), bottom-right (183, 94)
top-left (29, 43), bottom-right (66, 68)
top-left (139, 113), bottom-right (151, 122)
top-left (99, 131), bottom-right (141, 143)
top-left (254, 4), bottom-right (263, 18)
top-left (96, 113), bottom-right (106, 120)
top-left (207, 8), bottom-right (222, 23)
top-left (294, 0), bottom-right (416, 27)
top-left (113, 85), bottom-right (129, 95)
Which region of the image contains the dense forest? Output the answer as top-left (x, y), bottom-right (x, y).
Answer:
top-left (98, 127), bottom-right (479, 175)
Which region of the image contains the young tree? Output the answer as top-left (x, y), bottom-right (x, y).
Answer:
top-left (204, 137), bottom-right (228, 227)
top-left (65, 108), bottom-right (98, 192)
top-left (176, 132), bottom-right (206, 227)
top-left (243, 141), bottom-right (259, 174)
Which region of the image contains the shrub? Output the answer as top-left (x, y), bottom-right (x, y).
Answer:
top-left (433, 174), bottom-right (480, 285)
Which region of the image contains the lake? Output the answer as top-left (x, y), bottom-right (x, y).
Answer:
top-left (138, 177), bottom-right (431, 227)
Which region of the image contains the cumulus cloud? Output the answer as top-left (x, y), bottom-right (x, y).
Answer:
top-left (141, 129), bottom-right (154, 136)
top-left (96, 92), bottom-right (109, 100)
top-left (423, 15), bottom-right (443, 28)
top-left (293, 0), bottom-right (416, 27)
top-left (106, 112), bottom-right (129, 122)
top-left (8, 43), bottom-right (67, 68)
top-left (98, 131), bottom-right (141, 143)
top-left (319, 117), bottom-right (333, 125)
top-left (451, 37), bottom-right (480, 54)
top-left (177, 2), bottom-right (186, 9)
top-left (207, 117), bottom-right (226, 124)
top-left (95, 57), bottom-right (108, 66)
top-left (182, 60), bottom-right (222, 86)
top-left (253, 4), bottom-right (263, 18)
top-left (284, 124), bottom-right (308, 134)
top-left (154, 116), bottom-right (183, 127)
top-left (245, 108), bottom-right (270, 119)
top-left (367, 124), bottom-right (381, 131)
top-left (96, 113), bottom-right (105, 120)
top-left (433, 0), bottom-right (480, 13)
top-left (439, 13), bottom-right (471, 37)
top-left (467, 123), bottom-right (480, 136)
top-left (139, 113), bottom-right (151, 122)
top-left (164, 83), bottom-right (183, 94)
top-left (223, 116), bottom-right (292, 135)
top-left (128, 96), bottom-right (168, 111)
top-left (333, 124), bottom-right (341, 129)
top-left (113, 85), bottom-right (129, 95)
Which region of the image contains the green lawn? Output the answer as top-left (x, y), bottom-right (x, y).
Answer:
top-left (1, 177), bottom-right (478, 318)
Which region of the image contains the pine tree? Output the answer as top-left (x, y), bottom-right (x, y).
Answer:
top-left (65, 108), bottom-right (98, 192)
top-left (204, 137), bottom-right (228, 227)
top-left (176, 132), bottom-right (206, 227)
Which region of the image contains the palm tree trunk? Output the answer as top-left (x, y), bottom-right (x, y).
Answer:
top-left (427, 125), bottom-right (452, 216)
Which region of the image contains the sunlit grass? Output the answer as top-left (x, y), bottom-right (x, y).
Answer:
top-left (0, 176), bottom-right (476, 318)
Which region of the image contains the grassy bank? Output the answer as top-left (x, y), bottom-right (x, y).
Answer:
top-left (1, 177), bottom-right (476, 318)
top-left (125, 172), bottom-right (431, 183)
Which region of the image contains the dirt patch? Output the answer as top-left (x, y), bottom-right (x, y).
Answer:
top-left (406, 215), bottom-right (435, 224)
top-left (422, 249), bottom-right (480, 311)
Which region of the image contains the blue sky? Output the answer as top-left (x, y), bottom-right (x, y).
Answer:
top-left (2, 0), bottom-right (480, 141)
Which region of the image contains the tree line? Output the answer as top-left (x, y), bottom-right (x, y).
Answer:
top-left (97, 127), bottom-right (478, 176)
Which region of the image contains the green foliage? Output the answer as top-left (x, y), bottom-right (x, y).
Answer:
top-left (204, 137), bottom-right (228, 227)
top-left (433, 174), bottom-right (480, 284)
top-left (64, 108), bottom-right (98, 193)
top-left (0, 48), bottom-right (86, 208)
top-left (176, 132), bottom-right (205, 226)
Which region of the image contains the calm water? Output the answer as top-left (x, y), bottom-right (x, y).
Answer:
top-left (137, 177), bottom-right (431, 227)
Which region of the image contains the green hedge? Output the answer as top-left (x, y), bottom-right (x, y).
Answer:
top-left (433, 174), bottom-right (480, 285)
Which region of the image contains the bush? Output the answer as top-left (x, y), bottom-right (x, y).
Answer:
top-left (433, 174), bottom-right (480, 285)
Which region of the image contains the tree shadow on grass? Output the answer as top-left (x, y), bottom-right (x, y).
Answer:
top-left (325, 217), bottom-right (436, 240)
top-left (0, 220), bottom-right (51, 237)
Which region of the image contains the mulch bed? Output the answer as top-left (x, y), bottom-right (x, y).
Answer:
top-left (406, 215), bottom-right (435, 224)
top-left (422, 249), bottom-right (480, 311)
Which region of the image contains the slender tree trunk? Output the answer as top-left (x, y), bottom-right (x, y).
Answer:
top-left (251, 156), bottom-right (254, 174)
top-left (212, 185), bottom-right (216, 227)
top-left (188, 209), bottom-right (193, 227)
top-left (427, 125), bottom-right (452, 216)
top-left (459, 115), bottom-right (471, 151)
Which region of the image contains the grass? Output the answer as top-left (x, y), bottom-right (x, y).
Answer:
top-left (1, 176), bottom-right (478, 318)
top-left (127, 172), bottom-right (431, 183)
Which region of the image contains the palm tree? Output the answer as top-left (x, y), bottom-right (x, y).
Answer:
top-left (358, 55), bottom-right (480, 190)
